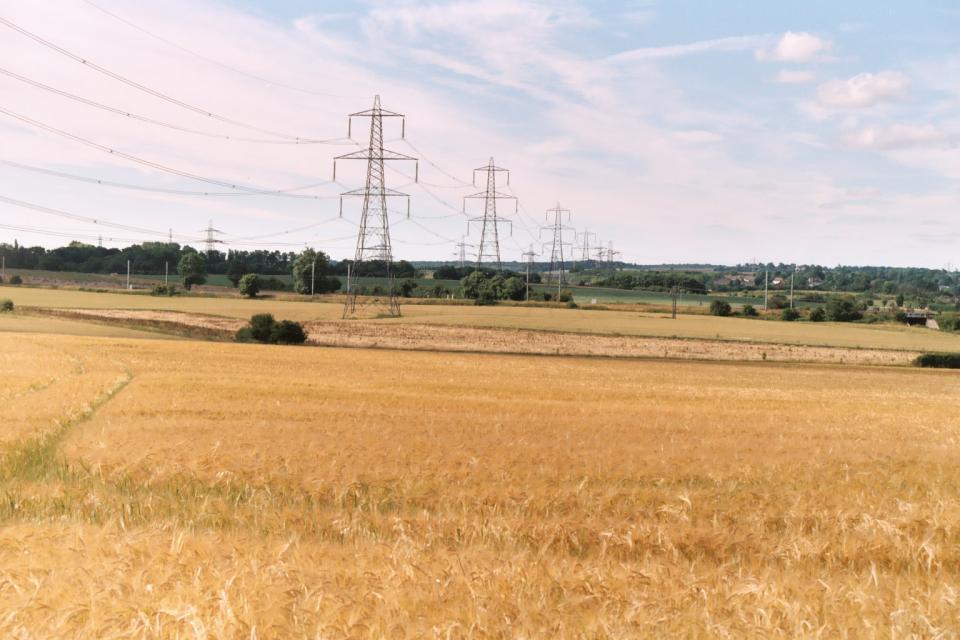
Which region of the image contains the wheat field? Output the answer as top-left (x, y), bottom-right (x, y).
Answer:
top-left (0, 330), bottom-right (958, 637)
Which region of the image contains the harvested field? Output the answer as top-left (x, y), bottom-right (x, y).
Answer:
top-left (36, 307), bottom-right (920, 365)
top-left (0, 331), bottom-right (958, 635)
top-left (7, 284), bottom-right (960, 352)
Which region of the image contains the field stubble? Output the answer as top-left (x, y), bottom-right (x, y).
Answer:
top-left (0, 333), bottom-right (957, 636)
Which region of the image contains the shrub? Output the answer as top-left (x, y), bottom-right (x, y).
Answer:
top-left (894, 310), bottom-right (908, 324)
top-left (270, 320), bottom-right (307, 345)
top-left (558, 291), bottom-right (574, 303)
top-left (825, 296), bottom-right (863, 322)
top-left (249, 314), bottom-right (276, 342)
top-left (9, 275), bottom-right (22, 285)
top-left (0, 299), bottom-right (13, 312)
top-left (781, 308), bottom-right (800, 322)
top-left (709, 300), bottom-right (732, 317)
top-left (239, 273), bottom-right (261, 298)
top-left (151, 284), bottom-right (177, 297)
top-left (742, 304), bottom-right (758, 317)
top-left (236, 314), bottom-right (307, 345)
top-left (768, 294), bottom-right (788, 310)
top-left (915, 353), bottom-right (960, 369)
top-left (566, 300), bottom-right (578, 309)
top-left (809, 307), bottom-right (826, 322)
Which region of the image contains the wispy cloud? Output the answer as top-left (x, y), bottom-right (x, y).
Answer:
top-left (607, 35), bottom-right (772, 64)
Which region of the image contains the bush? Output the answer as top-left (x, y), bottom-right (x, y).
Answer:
top-left (894, 310), bottom-right (908, 324)
top-left (0, 299), bottom-right (13, 312)
top-left (558, 290), bottom-right (574, 303)
top-left (742, 304), bottom-right (758, 317)
top-left (236, 314), bottom-right (307, 345)
top-left (809, 307), bottom-right (826, 322)
top-left (781, 308), bottom-right (800, 322)
top-left (566, 300), bottom-right (578, 309)
top-left (825, 296), bottom-right (863, 322)
top-left (270, 320), bottom-right (307, 345)
top-left (9, 275), bottom-right (22, 285)
top-left (709, 300), bottom-right (732, 317)
top-left (239, 273), bottom-right (261, 298)
top-left (151, 284), bottom-right (177, 297)
top-left (915, 353), bottom-right (960, 369)
top-left (768, 294), bottom-right (788, 310)
top-left (249, 314), bottom-right (276, 342)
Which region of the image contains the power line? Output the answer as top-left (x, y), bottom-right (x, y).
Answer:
top-left (0, 105), bottom-right (336, 198)
top-left (0, 15), bottom-right (336, 143)
top-left (0, 67), bottom-right (352, 145)
top-left (0, 159), bottom-right (336, 198)
top-left (0, 193), bottom-right (188, 239)
top-left (79, 0), bottom-right (370, 101)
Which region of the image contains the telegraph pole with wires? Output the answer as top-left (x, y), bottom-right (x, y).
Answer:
top-left (522, 244), bottom-right (537, 301)
top-left (463, 158), bottom-right (516, 271)
top-left (541, 203), bottom-right (574, 296)
top-left (333, 95), bottom-right (418, 318)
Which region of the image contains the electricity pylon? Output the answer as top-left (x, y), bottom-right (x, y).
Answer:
top-left (606, 241), bottom-right (621, 269)
top-left (454, 236), bottom-right (469, 268)
top-left (541, 203), bottom-right (574, 291)
top-left (201, 219), bottom-right (224, 255)
top-left (333, 95), bottom-right (418, 318)
top-left (463, 158), bottom-right (515, 271)
top-left (577, 228), bottom-right (596, 263)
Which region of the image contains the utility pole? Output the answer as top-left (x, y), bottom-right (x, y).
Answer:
top-left (334, 95), bottom-right (418, 318)
top-left (522, 244), bottom-right (537, 302)
top-left (164, 261), bottom-right (169, 286)
top-left (671, 286), bottom-right (679, 319)
top-left (541, 203), bottom-right (574, 297)
top-left (126, 260), bottom-right (130, 290)
top-left (764, 269), bottom-right (769, 311)
top-left (464, 158), bottom-right (515, 271)
top-left (790, 264), bottom-right (796, 309)
top-left (311, 257), bottom-right (316, 296)
top-left (97, 235), bottom-right (102, 248)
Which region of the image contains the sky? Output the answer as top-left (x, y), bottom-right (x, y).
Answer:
top-left (1, 0), bottom-right (959, 267)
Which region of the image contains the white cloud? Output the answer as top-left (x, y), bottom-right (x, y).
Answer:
top-left (607, 35), bottom-right (772, 63)
top-left (775, 70), bottom-right (816, 84)
top-left (816, 71), bottom-right (908, 108)
top-left (756, 32), bottom-right (831, 63)
top-left (842, 123), bottom-right (950, 150)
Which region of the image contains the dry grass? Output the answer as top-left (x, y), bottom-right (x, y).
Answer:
top-left (0, 331), bottom-right (958, 636)
top-left (7, 284), bottom-right (960, 353)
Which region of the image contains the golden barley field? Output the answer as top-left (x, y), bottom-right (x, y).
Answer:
top-left (6, 284), bottom-right (960, 352)
top-left (1, 329), bottom-right (959, 637)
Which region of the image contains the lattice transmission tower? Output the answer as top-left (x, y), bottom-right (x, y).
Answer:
top-left (333, 95), bottom-right (418, 318)
top-left (453, 236), bottom-right (470, 268)
top-left (606, 240), bottom-right (621, 269)
top-left (201, 219), bottom-right (224, 255)
top-left (577, 228), bottom-right (596, 263)
top-left (541, 203), bottom-right (574, 289)
top-left (463, 158), bottom-right (516, 271)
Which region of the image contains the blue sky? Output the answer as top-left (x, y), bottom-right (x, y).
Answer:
top-left (1, 0), bottom-right (959, 267)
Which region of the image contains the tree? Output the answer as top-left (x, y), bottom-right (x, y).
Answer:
top-left (503, 276), bottom-right (526, 301)
top-left (709, 299), bottom-right (732, 316)
top-left (248, 314), bottom-right (276, 342)
top-left (292, 249), bottom-right (333, 294)
top-left (825, 296), bottom-right (863, 322)
top-left (238, 273), bottom-right (261, 298)
top-left (460, 270), bottom-right (487, 299)
top-left (896, 293), bottom-right (905, 308)
top-left (226, 260), bottom-right (246, 287)
top-left (810, 307), bottom-right (826, 322)
top-left (781, 308), bottom-right (800, 321)
top-left (742, 304), bottom-right (759, 317)
top-left (177, 252), bottom-right (206, 290)
top-left (270, 320), bottom-right (307, 345)
top-left (399, 279), bottom-right (418, 297)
